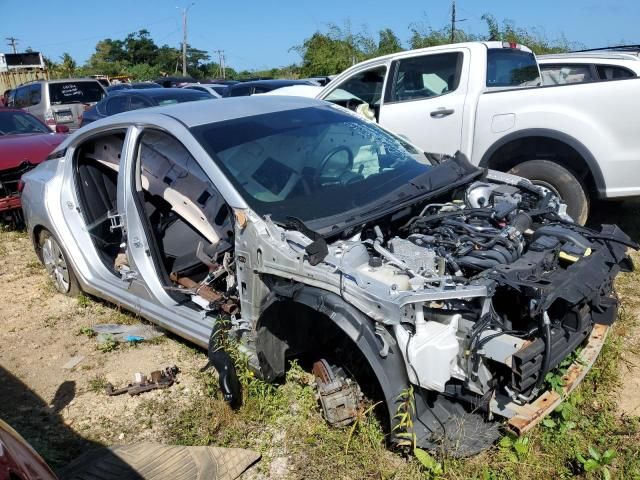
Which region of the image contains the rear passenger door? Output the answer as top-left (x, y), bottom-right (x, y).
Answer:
top-left (379, 49), bottom-right (468, 155)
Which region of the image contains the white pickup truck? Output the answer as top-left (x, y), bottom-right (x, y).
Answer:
top-left (311, 41), bottom-right (640, 224)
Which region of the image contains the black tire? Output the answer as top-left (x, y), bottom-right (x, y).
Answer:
top-left (508, 160), bottom-right (589, 225)
top-left (39, 230), bottom-right (80, 296)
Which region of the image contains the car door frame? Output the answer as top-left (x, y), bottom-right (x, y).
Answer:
top-left (58, 124), bottom-right (142, 315)
top-left (376, 47), bottom-right (470, 155)
top-left (116, 115), bottom-right (249, 348)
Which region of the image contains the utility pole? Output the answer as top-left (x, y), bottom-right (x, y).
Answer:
top-left (179, 3), bottom-right (195, 77)
top-left (214, 50), bottom-right (226, 79)
top-left (449, 1), bottom-right (466, 44)
top-left (450, 1), bottom-right (456, 43)
top-left (6, 37), bottom-right (18, 54)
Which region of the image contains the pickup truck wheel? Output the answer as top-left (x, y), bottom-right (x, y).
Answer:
top-left (39, 230), bottom-right (80, 296)
top-left (508, 160), bottom-right (589, 225)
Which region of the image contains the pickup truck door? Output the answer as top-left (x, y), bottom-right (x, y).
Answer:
top-left (378, 48), bottom-right (469, 155)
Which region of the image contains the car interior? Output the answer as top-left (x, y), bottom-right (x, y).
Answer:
top-left (74, 130), bottom-right (233, 303)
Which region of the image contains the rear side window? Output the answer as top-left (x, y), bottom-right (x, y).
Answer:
top-left (106, 96), bottom-right (130, 115)
top-left (230, 86), bottom-right (251, 96)
top-left (596, 65), bottom-right (635, 80)
top-left (15, 86), bottom-right (30, 108)
top-left (49, 81), bottom-right (105, 105)
top-left (486, 49), bottom-right (540, 87)
top-left (541, 64), bottom-right (595, 84)
top-left (29, 84), bottom-right (42, 105)
top-left (391, 52), bottom-right (462, 102)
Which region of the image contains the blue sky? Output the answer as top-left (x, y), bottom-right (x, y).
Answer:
top-left (1, 0), bottom-right (638, 71)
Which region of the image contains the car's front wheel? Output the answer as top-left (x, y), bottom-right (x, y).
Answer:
top-left (39, 230), bottom-right (79, 296)
top-left (508, 160), bottom-right (589, 225)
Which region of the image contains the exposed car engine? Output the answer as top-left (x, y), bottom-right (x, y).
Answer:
top-left (310, 169), bottom-right (634, 415)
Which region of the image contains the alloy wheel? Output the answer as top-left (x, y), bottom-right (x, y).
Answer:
top-left (42, 236), bottom-right (71, 293)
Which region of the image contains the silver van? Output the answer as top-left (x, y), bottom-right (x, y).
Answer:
top-left (12, 79), bottom-right (106, 131)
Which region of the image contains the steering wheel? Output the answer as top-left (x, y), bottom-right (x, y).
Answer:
top-left (314, 146), bottom-right (354, 186)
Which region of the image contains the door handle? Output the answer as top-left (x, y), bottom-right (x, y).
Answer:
top-left (430, 108), bottom-right (455, 118)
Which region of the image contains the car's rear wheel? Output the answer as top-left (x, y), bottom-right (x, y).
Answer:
top-left (508, 160), bottom-right (589, 225)
top-left (39, 230), bottom-right (79, 296)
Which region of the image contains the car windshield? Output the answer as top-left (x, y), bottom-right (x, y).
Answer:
top-left (48, 81), bottom-right (105, 105)
top-left (191, 105), bottom-right (433, 227)
top-left (0, 111), bottom-right (50, 135)
top-left (486, 48), bottom-right (540, 87)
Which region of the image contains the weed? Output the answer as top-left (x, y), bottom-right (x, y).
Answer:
top-left (498, 434), bottom-right (530, 462)
top-left (96, 334), bottom-right (118, 353)
top-left (76, 326), bottom-right (96, 337)
top-left (88, 375), bottom-right (109, 393)
top-left (576, 447), bottom-right (617, 479)
top-left (76, 294), bottom-right (93, 309)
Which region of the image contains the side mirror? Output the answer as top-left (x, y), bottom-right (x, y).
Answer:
top-left (55, 125), bottom-right (70, 134)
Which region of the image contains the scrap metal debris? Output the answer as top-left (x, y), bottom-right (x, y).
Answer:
top-left (105, 366), bottom-right (179, 396)
top-left (312, 359), bottom-right (363, 427)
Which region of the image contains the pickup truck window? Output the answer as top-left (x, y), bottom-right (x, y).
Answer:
top-left (486, 48), bottom-right (540, 87)
top-left (324, 66), bottom-right (387, 107)
top-left (541, 65), bottom-right (595, 85)
top-left (596, 65), bottom-right (635, 80)
top-left (390, 52), bottom-right (462, 102)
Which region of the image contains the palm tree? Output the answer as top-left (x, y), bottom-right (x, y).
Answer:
top-left (59, 53), bottom-right (77, 78)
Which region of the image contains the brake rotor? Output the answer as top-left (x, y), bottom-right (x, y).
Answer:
top-left (312, 359), bottom-right (335, 384)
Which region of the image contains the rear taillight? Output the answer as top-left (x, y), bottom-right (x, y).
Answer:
top-left (44, 108), bottom-right (55, 128)
top-left (17, 180), bottom-right (25, 193)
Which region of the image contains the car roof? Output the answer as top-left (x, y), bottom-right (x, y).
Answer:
top-left (107, 87), bottom-right (209, 98)
top-left (103, 95), bottom-right (328, 128)
top-left (231, 79), bottom-right (314, 88)
top-left (538, 52), bottom-right (640, 62)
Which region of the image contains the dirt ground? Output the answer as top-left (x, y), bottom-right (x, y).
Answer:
top-left (1, 200), bottom-right (640, 478)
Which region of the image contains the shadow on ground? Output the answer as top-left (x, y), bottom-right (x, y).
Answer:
top-left (0, 366), bottom-right (142, 477)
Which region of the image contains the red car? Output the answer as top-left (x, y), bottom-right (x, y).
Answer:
top-left (0, 109), bottom-right (67, 224)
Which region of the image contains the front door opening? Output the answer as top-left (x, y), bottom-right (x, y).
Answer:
top-left (132, 130), bottom-right (237, 313)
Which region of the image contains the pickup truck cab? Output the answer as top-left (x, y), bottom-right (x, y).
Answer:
top-left (316, 41), bottom-right (640, 224)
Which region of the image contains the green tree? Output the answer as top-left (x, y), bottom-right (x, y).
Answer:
top-left (376, 28), bottom-right (403, 56)
top-left (59, 53), bottom-right (77, 78)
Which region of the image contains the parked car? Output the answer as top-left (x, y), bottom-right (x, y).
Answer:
top-left (11, 78), bottom-right (106, 132)
top-left (538, 50), bottom-right (640, 85)
top-left (21, 96), bottom-right (633, 455)
top-left (181, 83), bottom-right (222, 98)
top-left (80, 88), bottom-right (212, 126)
top-left (0, 109), bottom-right (67, 223)
top-left (154, 76), bottom-right (198, 88)
top-left (262, 84), bottom-right (324, 98)
top-left (106, 82), bottom-right (163, 93)
top-left (313, 41), bottom-right (640, 224)
top-left (0, 419), bottom-right (57, 480)
top-left (223, 79), bottom-right (315, 97)
top-left (203, 80), bottom-right (239, 96)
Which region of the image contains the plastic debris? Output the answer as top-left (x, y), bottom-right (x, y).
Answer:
top-left (91, 323), bottom-right (164, 344)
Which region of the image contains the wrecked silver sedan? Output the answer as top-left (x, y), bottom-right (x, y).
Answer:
top-left (21, 96), bottom-right (634, 455)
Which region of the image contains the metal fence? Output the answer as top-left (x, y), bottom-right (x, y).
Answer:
top-left (0, 70), bottom-right (50, 94)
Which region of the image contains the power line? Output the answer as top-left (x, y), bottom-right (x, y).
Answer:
top-left (6, 37), bottom-right (18, 54)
